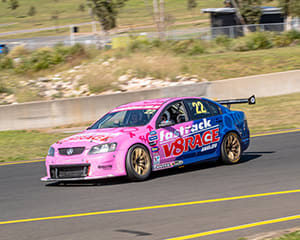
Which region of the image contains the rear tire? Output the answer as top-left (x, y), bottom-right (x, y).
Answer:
top-left (220, 132), bottom-right (242, 164)
top-left (125, 144), bottom-right (152, 181)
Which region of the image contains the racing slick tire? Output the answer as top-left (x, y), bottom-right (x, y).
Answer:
top-left (126, 144), bottom-right (152, 181)
top-left (220, 132), bottom-right (242, 164)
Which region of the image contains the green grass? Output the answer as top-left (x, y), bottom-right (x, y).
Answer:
top-left (184, 46), bottom-right (300, 80)
top-left (272, 231), bottom-right (300, 240)
top-left (1, 93), bottom-right (300, 162)
top-left (0, 130), bottom-right (69, 162)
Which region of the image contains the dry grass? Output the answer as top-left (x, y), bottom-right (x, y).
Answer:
top-left (232, 93), bottom-right (300, 133)
top-left (115, 52), bottom-right (183, 80)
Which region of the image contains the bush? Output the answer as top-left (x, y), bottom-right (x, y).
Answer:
top-left (232, 32), bottom-right (273, 51)
top-left (171, 39), bottom-right (206, 55)
top-left (246, 32), bottom-right (273, 50)
top-left (187, 44), bottom-right (205, 55)
top-left (14, 44), bottom-right (89, 73)
top-left (30, 47), bottom-right (61, 71)
top-left (8, 45), bottom-right (29, 58)
top-left (0, 57), bottom-right (14, 69)
top-left (215, 35), bottom-right (233, 49)
top-left (285, 30), bottom-right (300, 41)
top-left (271, 33), bottom-right (292, 47)
top-left (127, 39), bottom-right (151, 52)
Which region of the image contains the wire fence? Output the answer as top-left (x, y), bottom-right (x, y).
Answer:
top-left (2, 20), bottom-right (300, 50)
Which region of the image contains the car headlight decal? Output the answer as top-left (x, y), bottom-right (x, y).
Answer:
top-left (88, 143), bottom-right (117, 155)
top-left (48, 147), bottom-right (55, 157)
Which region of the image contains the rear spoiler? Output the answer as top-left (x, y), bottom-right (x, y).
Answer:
top-left (216, 95), bottom-right (256, 109)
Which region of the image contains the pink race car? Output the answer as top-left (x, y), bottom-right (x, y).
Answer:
top-left (41, 96), bottom-right (255, 182)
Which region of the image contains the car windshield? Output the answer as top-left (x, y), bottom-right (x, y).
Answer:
top-left (88, 109), bottom-right (157, 129)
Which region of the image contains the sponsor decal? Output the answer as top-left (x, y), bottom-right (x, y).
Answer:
top-left (154, 163), bottom-right (171, 170)
top-left (149, 135), bottom-right (158, 142)
top-left (172, 160), bottom-right (183, 167)
top-left (149, 141), bottom-right (158, 146)
top-left (201, 143), bottom-right (217, 152)
top-left (111, 105), bottom-right (160, 112)
top-left (162, 128), bottom-right (220, 158)
top-left (151, 146), bottom-right (159, 152)
top-left (153, 156), bottom-right (160, 164)
top-left (159, 118), bottom-right (212, 142)
top-left (60, 133), bottom-right (118, 143)
top-left (120, 127), bottom-right (138, 138)
top-left (150, 130), bottom-right (157, 136)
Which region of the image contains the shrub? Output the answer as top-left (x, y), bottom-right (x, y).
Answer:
top-left (0, 57), bottom-right (14, 69)
top-left (285, 30), bottom-right (300, 41)
top-left (246, 32), bottom-right (273, 50)
top-left (215, 35), bottom-right (233, 49)
top-left (127, 39), bottom-right (151, 52)
top-left (232, 32), bottom-right (273, 51)
top-left (187, 44), bottom-right (205, 55)
top-left (171, 39), bottom-right (206, 55)
top-left (272, 33), bottom-right (292, 47)
top-left (0, 79), bottom-right (7, 93)
top-left (8, 45), bottom-right (29, 58)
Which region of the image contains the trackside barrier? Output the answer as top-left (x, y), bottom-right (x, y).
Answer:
top-left (0, 70), bottom-right (300, 131)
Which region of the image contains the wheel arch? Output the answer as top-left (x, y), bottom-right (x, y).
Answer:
top-left (124, 142), bottom-right (153, 175)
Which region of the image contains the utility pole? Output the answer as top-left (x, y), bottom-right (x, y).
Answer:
top-left (159, 0), bottom-right (165, 39)
top-left (153, 0), bottom-right (160, 32)
top-left (152, 0), bottom-right (165, 39)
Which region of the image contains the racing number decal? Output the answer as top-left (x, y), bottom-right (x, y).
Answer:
top-left (192, 101), bottom-right (207, 114)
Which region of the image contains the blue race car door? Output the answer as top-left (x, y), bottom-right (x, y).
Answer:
top-left (182, 98), bottom-right (224, 162)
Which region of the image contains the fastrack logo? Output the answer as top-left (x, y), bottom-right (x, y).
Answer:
top-left (162, 128), bottom-right (220, 158)
top-left (160, 118), bottom-right (212, 142)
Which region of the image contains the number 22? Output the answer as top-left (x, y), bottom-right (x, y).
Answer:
top-left (192, 101), bottom-right (207, 114)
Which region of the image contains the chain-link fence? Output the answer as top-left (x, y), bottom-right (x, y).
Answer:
top-left (2, 20), bottom-right (300, 50)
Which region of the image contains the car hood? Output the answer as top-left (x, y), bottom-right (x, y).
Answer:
top-left (53, 127), bottom-right (142, 149)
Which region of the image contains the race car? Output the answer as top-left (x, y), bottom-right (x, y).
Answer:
top-left (41, 95), bottom-right (255, 182)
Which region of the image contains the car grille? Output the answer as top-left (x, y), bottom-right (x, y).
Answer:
top-left (50, 164), bottom-right (90, 179)
top-left (58, 147), bottom-right (85, 156)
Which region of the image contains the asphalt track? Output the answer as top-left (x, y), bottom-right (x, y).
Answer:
top-left (1, 131), bottom-right (300, 240)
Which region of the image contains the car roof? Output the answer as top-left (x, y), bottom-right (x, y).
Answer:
top-left (111, 97), bottom-right (206, 112)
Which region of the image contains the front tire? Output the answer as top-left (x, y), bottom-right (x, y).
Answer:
top-left (220, 132), bottom-right (242, 164)
top-left (125, 144), bottom-right (152, 181)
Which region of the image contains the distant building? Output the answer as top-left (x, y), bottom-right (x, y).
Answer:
top-left (202, 7), bottom-right (284, 38)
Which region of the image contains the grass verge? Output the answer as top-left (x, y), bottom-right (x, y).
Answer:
top-left (0, 131), bottom-right (69, 162)
top-left (0, 93), bottom-right (300, 162)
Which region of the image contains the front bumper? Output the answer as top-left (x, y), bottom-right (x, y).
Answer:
top-left (42, 150), bottom-right (127, 182)
top-left (41, 175), bottom-right (116, 182)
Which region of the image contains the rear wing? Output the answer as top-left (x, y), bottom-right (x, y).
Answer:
top-left (216, 95), bottom-right (256, 109)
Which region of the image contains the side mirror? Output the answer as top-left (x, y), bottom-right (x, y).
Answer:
top-left (158, 120), bottom-right (173, 128)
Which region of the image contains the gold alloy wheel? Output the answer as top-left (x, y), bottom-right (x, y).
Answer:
top-left (225, 134), bottom-right (241, 162)
top-left (131, 147), bottom-right (151, 176)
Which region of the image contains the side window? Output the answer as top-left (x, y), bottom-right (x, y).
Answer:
top-left (185, 99), bottom-right (220, 120)
top-left (157, 101), bottom-right (188, 127)
top-left (206, 101), bottom-right (222, 116)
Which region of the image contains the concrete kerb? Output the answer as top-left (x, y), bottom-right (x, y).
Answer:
top-left (0, 70), bottom-right (299, 131)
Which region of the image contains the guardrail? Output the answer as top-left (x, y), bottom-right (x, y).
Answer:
top-left (0, 70), bottom-right (300, 131)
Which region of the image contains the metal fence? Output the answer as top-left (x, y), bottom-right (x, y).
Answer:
top-left (2, 20), bottom-right (300, 50)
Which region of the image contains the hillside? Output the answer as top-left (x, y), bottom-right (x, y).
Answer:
top-left (0, 0), bottom-right (278, 38)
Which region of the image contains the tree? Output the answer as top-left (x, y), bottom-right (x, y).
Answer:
top-left (187, 0), bottom-right (197, 11)
top-left (78, 3), bottom-right (85, 12)
top-left (8, 0), bottom-right (19, 10)
top-left (230, 0), bottom-right (262, 25)
top-left (28, 6), bottom-right (36, 16)
top-left (86, 0), bottom-right (129, 31)
top-left (277, 0), bottom-right (300, 17)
